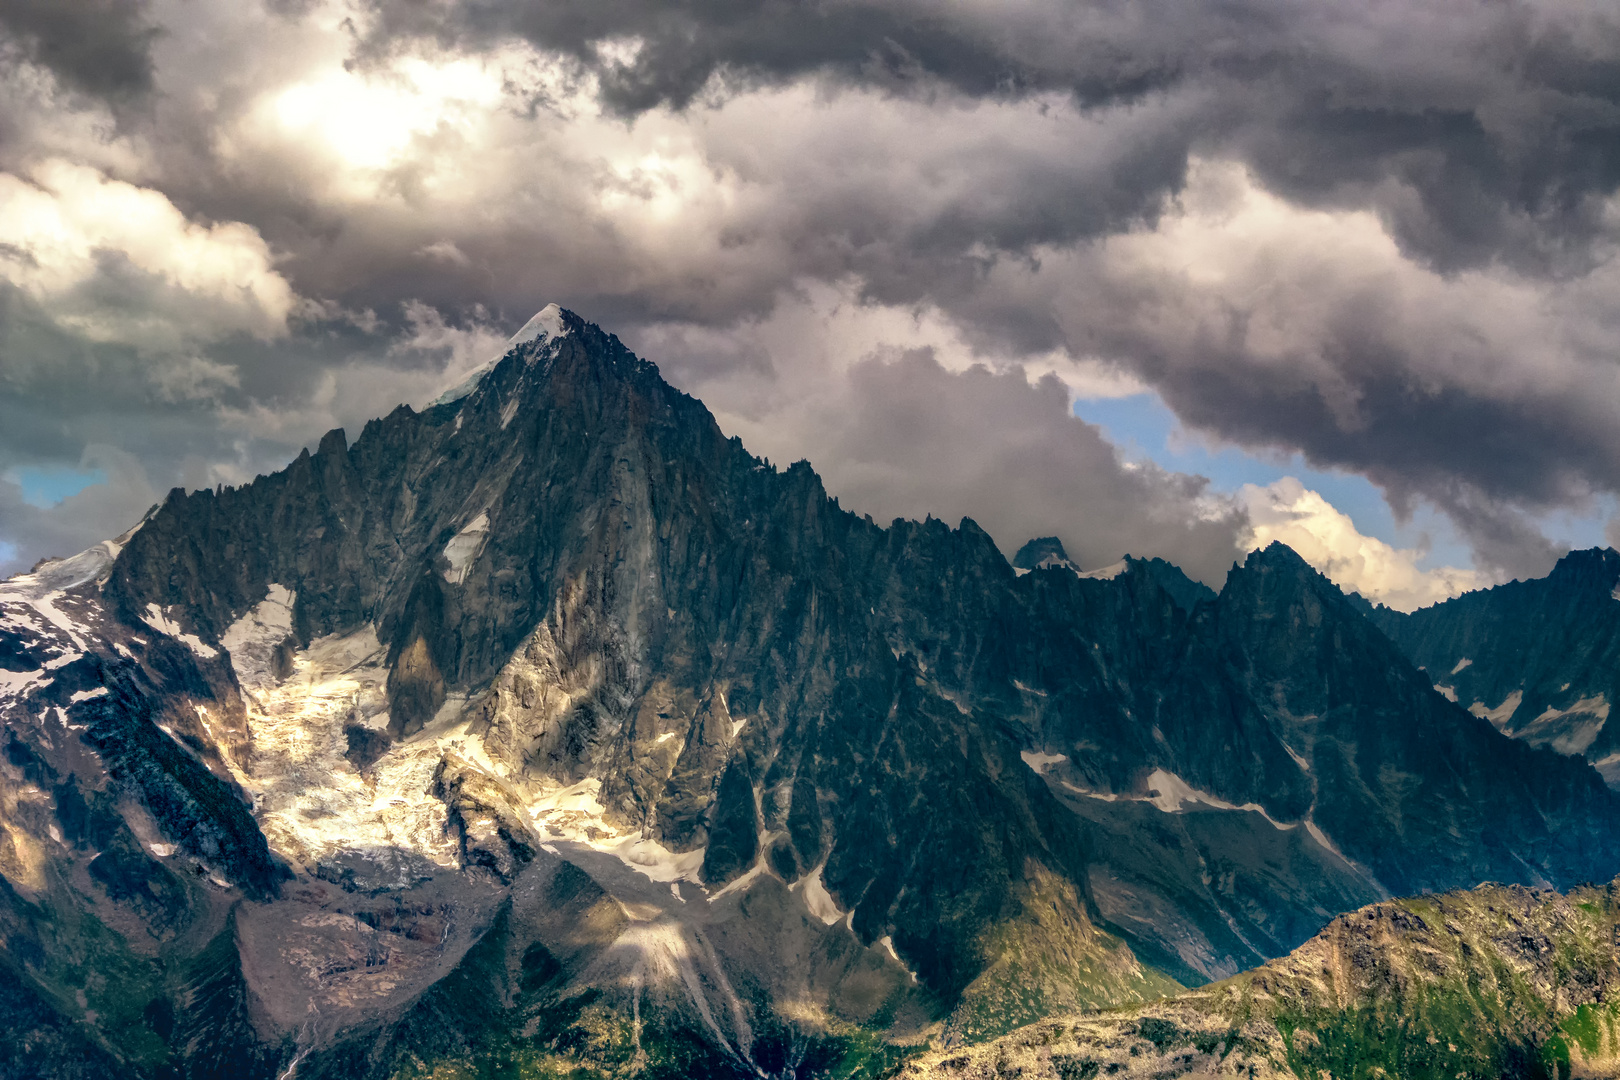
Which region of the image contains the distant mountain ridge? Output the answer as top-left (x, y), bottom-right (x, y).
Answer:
top-left (1, 307), bottom-right (1618, 1078)
top-left (1370, 547), bottom-right (1620, 785)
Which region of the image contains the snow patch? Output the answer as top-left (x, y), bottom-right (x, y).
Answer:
top-left (612, 834), bottom-right (707, 885)
top-left (433, 364), bottom-right (497, 408)
top-left (707, 846), bottom-right (771, 901)
top-left (796, 866), bottom-right (848, 927)
top-left (1435, 684), bottom-right (1458, 702)
top-left (1060, 768), bottom-right (1296, 831)
top-left (1280, 741), bottom-right (1311, 772)
top-left (528, 778), bottom-right (619, 844)
top-left (141, 603), bottom-right (182, 637)
top-left (876, 934), bottom-right (920, 983)
top-left (1298, 817), bottom-right (1385, 898)
top-left (1077, 560), bottom-right (1127, 581)
top-left (1469, 689), bottom-right (1523, 730)
top-left (442, 512), bottom-right (490, 585)
top-left (142, 603), bottom-right (218, 659)
top-left (1020, 750), bottom-right (1067, 775)
top-left (69, 687), bottom-right (107, 702)
top-left (221, 585), bottom-right (296, 689)
top-left (34, 596), bottom-right (89, 648)
top-left (0, 534), bottom-right (130, 604)
top-left (1144, 770), bottom-right (1209, 812)
top-left (512, 303), bottom-right (568, 347)
top-left (1450, 657), bottom-right (1473, 675)
top-left (1056, 786), bottom-right (1121, 803)
top-left (1141, 769), bottom-right (1295, 830)
top-left (1304, 819), bottom-right (1340, 857)
top-left (430, 303), bottom-right (570, 407)
top-left (1519, 694), bottom-right (1610, 756)
top-left (1532, 694), bottom-right (1610, 724)
top-left (0, 667), bottom-right (46, 701)
top-left (224, 624), bottom-right (470, 876)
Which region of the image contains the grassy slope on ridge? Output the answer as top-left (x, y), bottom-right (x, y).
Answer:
top-left (898, 878), bottom-right (1620, 1080)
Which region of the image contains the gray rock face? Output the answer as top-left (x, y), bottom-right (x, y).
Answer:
top-left (4, 309), bottom-right (1620, 1077)
top-left (1012, 537), bottom-right (1076, 571)
top-left (1370, 547), bottom-right (1620, 784)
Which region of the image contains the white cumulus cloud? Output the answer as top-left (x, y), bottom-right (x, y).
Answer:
top-left (0, 159), bottom-right (297, 352)
top-left (1240, 477), bottom-right (1488, 612)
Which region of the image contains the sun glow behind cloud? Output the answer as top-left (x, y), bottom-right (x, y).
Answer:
top-left (270, 57), bottom-right (503, 173)
top-left (235, 49), bottom-right (511, 200)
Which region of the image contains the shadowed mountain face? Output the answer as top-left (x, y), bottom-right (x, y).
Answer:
top-left (1369, 548), bottom-right (1620, 786)
top-left (3, 309), bottom-right (1620, 1078)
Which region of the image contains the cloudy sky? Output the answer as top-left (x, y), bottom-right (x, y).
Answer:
top-left (3, 0), bottom-right (1620, 608)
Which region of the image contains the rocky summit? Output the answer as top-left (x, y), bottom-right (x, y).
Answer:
top-left (4, 307), bottom-right (1620, 1079)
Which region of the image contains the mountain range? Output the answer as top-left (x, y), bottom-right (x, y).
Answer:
top-left (2, 306), bottom-right (1619, 1079)
top-left (1367, 549), bottom-right (1620, 785)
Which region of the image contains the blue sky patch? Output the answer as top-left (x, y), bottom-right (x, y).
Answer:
top-left (1074, 392), bottom-right (1496, 571)
top-left (8, 466), bottom-right (108, 508)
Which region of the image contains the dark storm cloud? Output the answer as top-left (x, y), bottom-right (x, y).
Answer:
top-left (355, 0), bottom-right (1178, 114)
top-left (0, 0), bottom-right (158, 101)
top-left (357, 0), bottom-right (1620, 276)
top-left (1107, 315), bottom-right (1601, 578)
top-left (817, 349), bottom-right (1245, 585)
top-left (5, 0), bottom-right (1620, 584)
top-left (306, 0), bottom-right (1620, 578)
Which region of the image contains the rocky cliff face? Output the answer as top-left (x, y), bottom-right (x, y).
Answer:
top-left (1369, 548), bottom-right (1620, 785)
top-left (901, 877), bottom-right (1620, 1080)
top-left (3, 307), bottom-right (1620, 1078)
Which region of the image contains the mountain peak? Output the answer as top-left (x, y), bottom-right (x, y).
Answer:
top-left (1243, 539), bottom-right (1314, 572)
top-left (429, 302), bottom-right (577, 407)
top-left (509, 302), bottom-right (568, 346)
top-left (1547, 545), bottom-right (1620, 593)
top-left (1228, 541), bottom-right (1370, 623)
top-left (1012, 536), bottom-right (1075, 571)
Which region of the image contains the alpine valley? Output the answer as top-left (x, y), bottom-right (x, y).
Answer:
top-left (5, 307), bottom-right (1620, 1080)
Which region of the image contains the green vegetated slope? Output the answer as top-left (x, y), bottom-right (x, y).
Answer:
top-left (900, 879), bottom-right (1620, 1080)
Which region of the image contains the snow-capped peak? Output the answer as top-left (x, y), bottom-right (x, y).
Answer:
top-left (430, 303), bottom-right (570, 407)
top-left (509, 302), bottom-right (567, 348)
